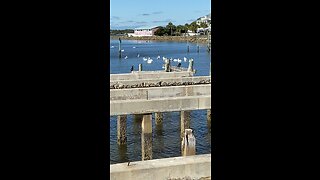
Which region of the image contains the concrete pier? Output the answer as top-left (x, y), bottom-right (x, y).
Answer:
top-left (110, 71), bottom-right (194, 81)
top-left (117, 115), bottom-right (127, 145)
top-left (110, 154), bottom-right (211, 180)
top-left (180, 111), bottom-right (191, 138)
top-left (111, 95), bottom-right (211, 116)
top-left (181, 129), bottom-right (196, 156)
top-left (155, 112), bottom-right (163, 125)
top-left (110, 76), bottom-right (211, 89)
top-left (141, 114), bottom-right (152, 160)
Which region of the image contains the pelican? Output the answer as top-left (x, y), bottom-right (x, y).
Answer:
top-left (157, 55), bottom-right (160, 59)
top-left (121, 49), bottom-right (124, 52)
top-left (147, 59), bottom-right (153, 64)
top-left (124, 56), bottom-right (128, 59)
top-left (177, 58), bottom-right (182, 63)
top-left (143, 57), bottom-right (147, 61)
top-left (184, 57), bottom-right (187, 62)
top-left (173, 58), bottom-right (178, 62)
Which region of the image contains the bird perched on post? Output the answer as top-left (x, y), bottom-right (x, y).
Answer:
top-left (130, 65), bottom-right (134, 72)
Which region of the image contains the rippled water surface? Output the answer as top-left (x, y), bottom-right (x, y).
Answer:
top-left (110, 39), bottom-right (211, 164)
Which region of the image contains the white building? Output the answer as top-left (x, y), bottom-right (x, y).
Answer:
top-left (196, 13), bottom-right (211, 26)
top-left (127, 26), bottom-right (160, 37)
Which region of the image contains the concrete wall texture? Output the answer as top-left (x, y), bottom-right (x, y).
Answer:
top-left (110, 154), bottom-right (211, 180)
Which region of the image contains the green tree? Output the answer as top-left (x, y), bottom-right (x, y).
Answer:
top-left (166, 22), bottom-right (176, 36)
top-left (176, 25), bottom-right (184, 35)
top-left (200, 22), bottom-right (208, 28)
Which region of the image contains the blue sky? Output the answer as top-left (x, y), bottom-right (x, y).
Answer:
top-left (110, 0), bottom-right (211, 30)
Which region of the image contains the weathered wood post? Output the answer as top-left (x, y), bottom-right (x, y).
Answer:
top-left (164, 59), bottom-right (170, 72)
top-left (141, 113), bottom-right (152, 160)
top-left (197, 35), bottom-right (200, 53)
top-left (188, 59), bottom-right (194, 72)
top-left (181, 129), bottom-right (196, 156)
top-left (117, 115), bottom-right (127, 145)
top-left (180, 111), bottom-right (191, 139)
top-left (207, 109), bottom-right (211, 129)
top-left (155, 112), bottom-right (163, 125)
top-left (139, 64), bottom-right (143, 71)
top-left (118, 38), bottom-right (122, 58)
top-left (187, 38), bottom-right (190, 53)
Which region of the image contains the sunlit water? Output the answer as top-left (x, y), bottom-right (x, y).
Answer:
top-left (110, 39), bottom-right (212, 164)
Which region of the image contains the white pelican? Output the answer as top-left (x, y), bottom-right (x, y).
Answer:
top-left (147, 59), bottom-right (153, 64)
top-left (184, 57), bottom-right (187, 62)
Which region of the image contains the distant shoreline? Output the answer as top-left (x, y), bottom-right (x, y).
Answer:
top-left (110, 35), bottom-right (210, 44)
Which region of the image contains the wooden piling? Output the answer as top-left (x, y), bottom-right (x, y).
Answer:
top-left (188, 59), bottom-right (194, 72)
top-left (181, 129), bottom-right (196, 156)
top-left (118, 38), bottom-right (122, 58)
top-left (207, 109), bottom-right (211, 129)
top-left (141, 114), bottom-right (152, 160)
top-left (155, 112), bottom-right (163, 125)
top-left (117, 115), bottom-right (127, 145)
top-left (180, 111), bottom-right (191, 139)
top-left (139, 64), bottom-right (143, 71)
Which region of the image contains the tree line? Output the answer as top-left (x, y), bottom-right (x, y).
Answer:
top-left (154, 21), bottom-right (209, 36)
top-left (110, 29), bottom-right (134, 36)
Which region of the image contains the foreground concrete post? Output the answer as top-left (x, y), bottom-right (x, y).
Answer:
top-left (141, 114), bottom-right (152, 160)
top-left (117, 115), bottom-right (127, 145)
top-left (180, 111), bottom-right (191, 139)
top-left (139, 64), bottom-right (142, 71)
top-left (181, 129), bottom-right (196, 156)
top-left (188, 59), bottom-right (194, 72)
top-left (155, 112), bottom-right (163, 125)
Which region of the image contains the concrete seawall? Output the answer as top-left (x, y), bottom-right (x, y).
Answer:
top-left (110, 154), bottom-right (211, 180)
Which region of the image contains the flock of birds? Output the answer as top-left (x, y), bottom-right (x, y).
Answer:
top-left (111, 45), bottom-right (194, 66)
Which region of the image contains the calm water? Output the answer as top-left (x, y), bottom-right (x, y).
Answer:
top-left (110, 39), bottom-right (211, 164)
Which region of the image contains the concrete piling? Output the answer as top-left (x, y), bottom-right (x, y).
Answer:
top-left (181, 129), bottom-right (196, 156)
top-left (141, 113), bottom-right (152, 160)
top-left (180, 111), bottom-right (191, 139)
top-left (155, 112), bottom-right (163, 125)
top-left (117, 115), bottom-right (127, 145)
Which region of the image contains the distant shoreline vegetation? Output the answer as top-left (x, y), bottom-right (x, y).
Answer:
top-left (110, 20), bottom-right (210, 36)
top-left (110, 35), bottom-right (209, 44)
